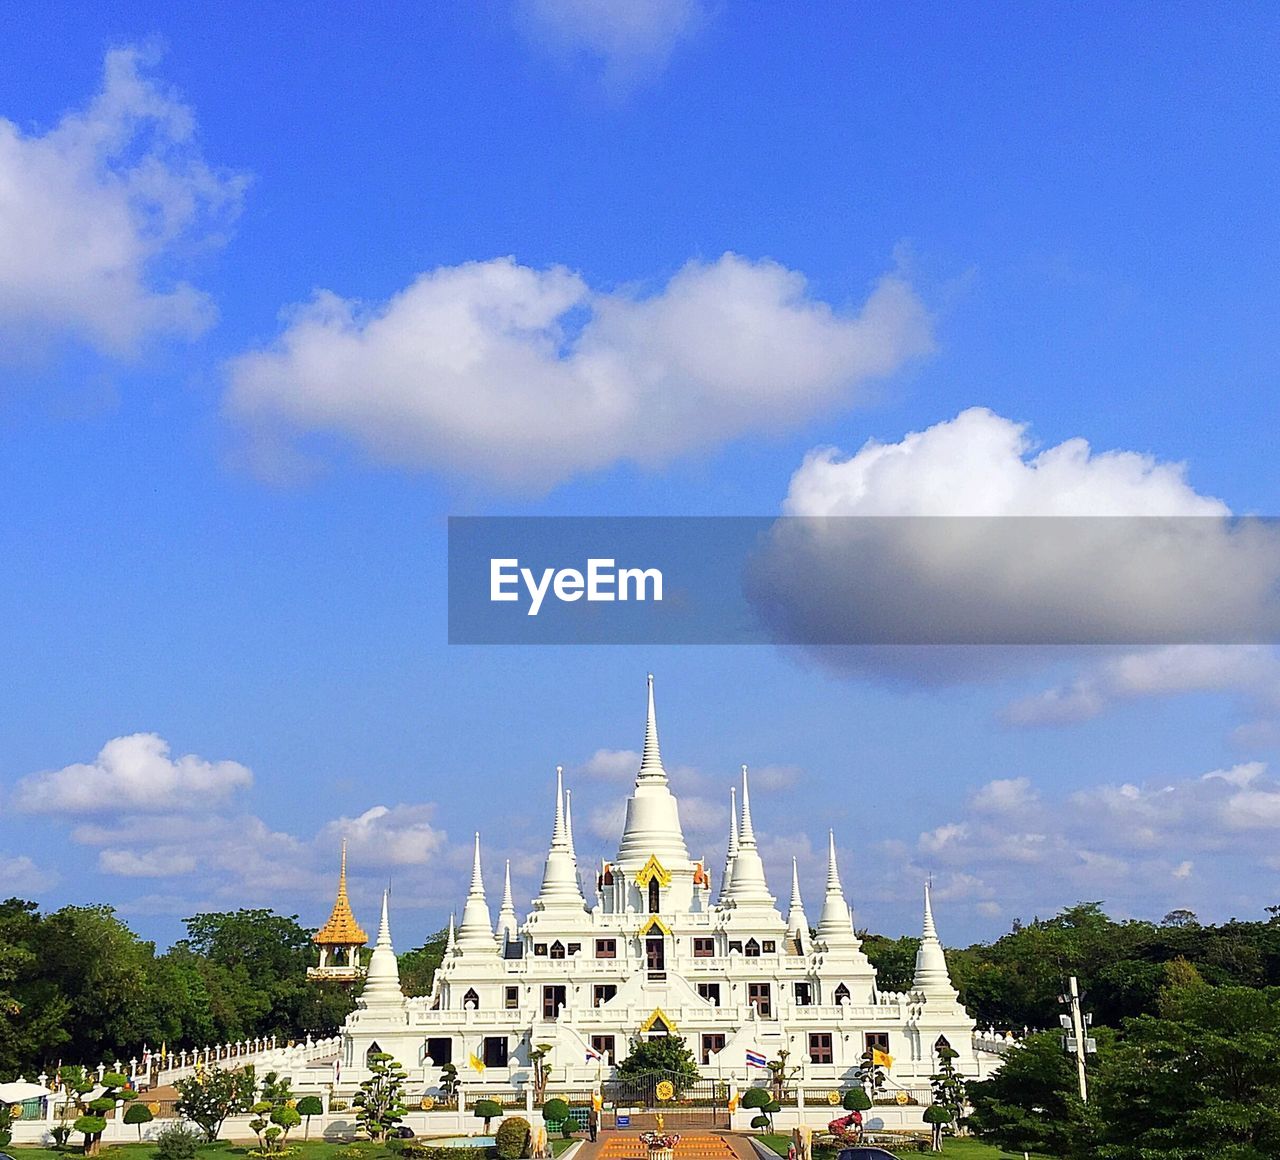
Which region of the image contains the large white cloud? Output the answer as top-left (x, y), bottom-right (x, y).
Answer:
top-left (749, 408), bottom-right (1280, 655)
top-left (0, 47), bottom-right (245, 353)
top-left (12, 733), bottom-right (253, 815)
top-left (320, 805), bottom-right (448, 866)
top-left (226, 254), bottom-right (932, 490)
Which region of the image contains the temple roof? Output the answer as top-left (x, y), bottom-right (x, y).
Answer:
top-left (314, 840), bottom-right (368, 947)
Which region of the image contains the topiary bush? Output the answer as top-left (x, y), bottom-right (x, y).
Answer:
top-left (125, 1102), bottom-right (155, 1140)
top-left (842, 1088), bottom-right (871, 1112)
top-left (473, 1097), bottom-right (503, 1133)
top-left (495, 1115), bottom-right (531, 1159)
top-left (296, 1095), bottom-right (324, 1140)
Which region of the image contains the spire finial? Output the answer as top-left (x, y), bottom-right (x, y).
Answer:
top-left (339, 837), bottom-right (348, 890)
top-left (377, 888), bottom-right (391, 947)
top-left (739, 765), bottom-right (757, 846)
top-left (638, 673), bottom-right (666, 782)
top-left (826, 829), bottom-right (841, 891)
top-left (565, 787), bottom-right (577, 859)
top-left (446, 911), bottom-right (456, 952)
top-left (913, 876), bottom-right (958, 997)
top-left (552, 766), bottom-right (568, 847)
top-left (469, 831), bottom-right (484, 896)
top-left (923, 877), bottom-right (938, 940)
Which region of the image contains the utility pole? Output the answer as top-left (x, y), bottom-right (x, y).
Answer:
top-left (1058, 976), bottom-right (1095, 1101)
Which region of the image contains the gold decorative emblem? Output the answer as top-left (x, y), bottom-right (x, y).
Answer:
top-left (655, 1080), bottom-right (675, 1102)
top-left (9, 1104), bottom-right (24, 1119)
top-left (420, 1096), bottom-right (436, 1110)
top-left (148, 1102), bottom-right (162, 1115)
top-left (895, 1090), bottom-right (909, 1105)
top-left (826, 1091), bottom-right (840, 1105)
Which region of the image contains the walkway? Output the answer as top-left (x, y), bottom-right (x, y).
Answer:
top-left (578, 1131), bottom-right (759, 1160)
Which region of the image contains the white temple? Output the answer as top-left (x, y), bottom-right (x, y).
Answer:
top-left (335, 676), bottom-right (978, 1094)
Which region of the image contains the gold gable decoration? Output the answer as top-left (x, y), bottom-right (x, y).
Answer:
top-left (634, 855), bottom-right (672, 888)
top-left (640, 1007), bottom-right (677, 1034)
top-left (638, 915), bottom-right (672, 937)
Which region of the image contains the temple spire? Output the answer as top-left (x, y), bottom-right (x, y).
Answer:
top-left (496, 861), bottom-right (518, 947)
top-left (814, 830), bottom-right (860, 951)
top-left (445, 911), bottom-right (456, 954)
top-left (786, 856), bottom-right (810, 953)
top-left (638, 672), bottom-right (666, 784)
top-left (913, 878), bottom-right (958, 998)
top-left (535, 768), bottom-right (587, 911)
top-left (717, 786), bottom-right (739, 904)
top-left (722, 765), bottom-right (773, 906)
top-left (616, 674), bottom-right (690, 867)
top-left (565, 788), bottom-right (577, 860)
top-left (358, 889), bottom-right (405, 1007)
top-left (456, 832), bottom-right (498, 953)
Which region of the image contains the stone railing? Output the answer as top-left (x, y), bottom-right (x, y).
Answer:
top-left (972, 1027), bottom-right (1024, 1056)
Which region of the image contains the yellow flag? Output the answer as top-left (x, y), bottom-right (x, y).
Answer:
top-left (469, 1051), bottom-right (486, 1074)
top-left (872, 1048), bottom-right (894, 1070)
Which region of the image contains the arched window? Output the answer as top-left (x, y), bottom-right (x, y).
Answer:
top-left (463, 988), bottom-right (479, 1009)
top-left (744, 938), bottom-right (760, 958)
top-left (934, 1035), bottom-right (952, 1055)
top-left (365, 1042), bottom-right (383, 1065)
top-left (550, 940), bottom-right (566, 960)
top-left (648, 879), bottom-right (660, 914)
top-left (834, 983), bottom-right (851, 1005)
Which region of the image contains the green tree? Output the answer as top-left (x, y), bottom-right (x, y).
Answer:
top-left (124, 1101), bottom-right (154, 1140)
top-left (296, 1095), bottom-right (324, 1140)
top-left (354, 1051), bottom-right (408, 1142)
top-left (438, 1061), bottom-right (459, 1106)
top-left (529, 1042), bottom-right (554, 1103)
top-left (495, 1115), bottom-right (531, 1159)
top-left (967, 1031), bottom-right (1097, 1159)
top-left (64, 1068), bottom-right (135, 1157)
top-left (741, 1088), bottom-right (779, 1131)
top-left (928, 1046), bottom-right (967, 1124)
top-left (0, 1101), bottom-right (13, 1149)
top-left (174, 1064), bottom-right (255, 1140)
top-left (398, 927), bottom-right (449, 997)
top-left (922, 1106), bottom-right (951, 1153)
top-left (1096, 985), bottom-right (1280, 1159)
top-left (616, 1034), bottom-right (701, 1092)
top-left (474, 1098), bottom-right (504, 1134)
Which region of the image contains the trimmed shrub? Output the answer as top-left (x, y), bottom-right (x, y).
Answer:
top-left (495, 1115), bottom-right (531, 1159)
top-left (153, 1122), bottom-right (204, 1160)
top-left (842, 1089), bottom-right (871, 1112)
top-left (474, 1098), bottom-right (503, 1132)
top-left (741, 1088), bottom-right (771, 1110)
top-left (750, 1115), bottom-right (770, 1130)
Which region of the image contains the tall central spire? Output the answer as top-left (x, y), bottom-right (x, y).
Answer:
top-left (616, 674), bottom-right (689, 866)
top-left (637, 672), bottom-right (667, 784)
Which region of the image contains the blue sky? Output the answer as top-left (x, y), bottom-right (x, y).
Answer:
top-left (2, 1), bottom-right (1279, 951)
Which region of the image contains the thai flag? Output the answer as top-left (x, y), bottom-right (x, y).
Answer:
top-left (745, 1050), bottom-right (767, 1069)
top-left (585, 1046), bottom-right (602, 1062)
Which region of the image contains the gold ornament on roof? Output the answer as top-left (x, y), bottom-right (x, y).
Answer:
top-left (314, 840), bottom-right (369, 946)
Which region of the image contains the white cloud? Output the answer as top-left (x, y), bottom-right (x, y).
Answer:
top-left (0, 853), bottom-right (56, 893)
top-left (1004, 645), bottom-right (1280, 728)
top-left (12, 733), bottom-right (253, 815)
top-left (970, 777), bottom-right (1037, 814)
top-left (320, 804), bottom-right (448, 866)
top-left (518, 0), bottom-right (707, 89)
top-left (751, 408), bottom-right (1280, 659)
top-left (227, 254), bottom-right (932, 490)
top-left (578, 748), bottom-right (641, 780)
top-left (98, 847), bottom-right (198, 878)
top-left (0, 46), bottom-right (245, 353)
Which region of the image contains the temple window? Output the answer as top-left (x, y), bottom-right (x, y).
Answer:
top-left (865, 1032), bottom-right (890, 1055)
top-left (693, 937), bottom-right (714, 957)
top-left (808, 1033), bottom-right (833, 1064)
top-left (697, 982), bottom-right (721, 1005)
top-left (591, 1035), bottom-right (616, 1061)
top-left (542, 985), bottom-right (567, 1019)
top-left (426, 1037), bottom-right (452, 1065)
top-left (794, 982), bottom-right (813, 1006)
top-left (482, 1037), bottom-right (509, 1068)
top-left (748, 982), bottom-right (773, 1017)
top-left (762, 940), bottom-right (776, 953)
top-left (700, 1034), bottom-right (726, 1064)
top-left (593, 984), bottom-right (617, 1007)
top-left (834, 983), bottom-right (851, 1004)
top-left (534, 943), bottom-right (548, 956)
top-left (365, 1042), bottom-right (383, 1066)
top-left (504, 986), bottom-right (519, 1009)
top-left (550, 940), bottom-right (566, 960)
top-left (728, 941), bottom-right (743, 954)
top-left (595, 938), bottom-right (617, 959)
top-left (934, 1035), bottom-right (952, 1055)
top-left (648, 878), bottom-right (660, 914)
top-left (744, 938), bottom-right (761, 957)
top-left (462, 988), bottom-right (480, 1009)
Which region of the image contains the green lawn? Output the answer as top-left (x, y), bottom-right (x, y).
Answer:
top-left (754, 1133), bottom-right (1053, 1159)
top-left (5, 1136), bottom-right (577, 1160)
